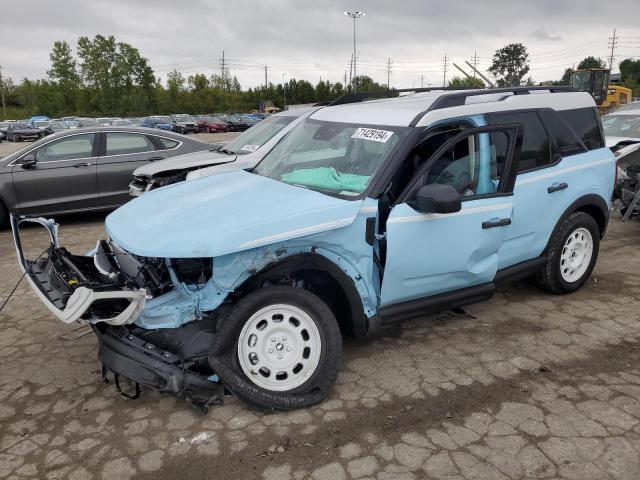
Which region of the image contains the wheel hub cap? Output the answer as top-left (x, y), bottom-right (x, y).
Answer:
top-left (560, 227), bottom-right (593, 283)
top-left (237, 304), bottom-right (321, 392)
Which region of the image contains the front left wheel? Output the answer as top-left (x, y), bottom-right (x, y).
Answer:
top-left (208, 286), bottom-right (342, 411)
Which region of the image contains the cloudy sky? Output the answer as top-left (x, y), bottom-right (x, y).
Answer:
top-left (2, 0), bottom-right (640, 89)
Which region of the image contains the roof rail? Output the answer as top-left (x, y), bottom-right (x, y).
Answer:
top-left (425, 86), bottom-right (576, 111)
top-left (409, 86), bottom-right (577, 126)
top-left (328, 86), bottom-right (573, 109)
top-left (328, 86), bottom-right (484, 106)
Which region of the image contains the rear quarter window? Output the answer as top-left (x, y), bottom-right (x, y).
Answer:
top-left (558, 107), bottom-right (604, 150)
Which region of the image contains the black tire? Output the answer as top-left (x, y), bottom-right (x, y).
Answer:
top-left (208, 286), bottom-right (342, 411)
top-left (536, 212), bottom-right (600, 294)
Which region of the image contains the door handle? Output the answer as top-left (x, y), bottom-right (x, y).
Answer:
top-left (482, 218), bottom-right (511, 229)
top-left (73, 162), bottom-right (91, 168)
top-left (146, 156), bottom-right (165, 162)
top-left (547, 182), bottom-right (568, 193)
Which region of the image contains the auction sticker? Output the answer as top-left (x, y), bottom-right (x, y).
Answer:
top-left (351, 128), bottom-right (393, 143)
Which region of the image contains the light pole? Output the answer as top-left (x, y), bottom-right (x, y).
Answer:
top-left (281, 72), bottom-right (286, 110)
top-left (344, 11), bottom-right (365, 93)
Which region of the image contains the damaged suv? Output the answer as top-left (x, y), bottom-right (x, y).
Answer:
top-left (13, 87), bottom-right (615, 411)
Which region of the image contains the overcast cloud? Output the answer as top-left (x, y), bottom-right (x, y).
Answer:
top-left (2, 0), bottom-right (639, 89)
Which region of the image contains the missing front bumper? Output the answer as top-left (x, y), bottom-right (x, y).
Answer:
top-left (11, 215), bottom-right (147, 325)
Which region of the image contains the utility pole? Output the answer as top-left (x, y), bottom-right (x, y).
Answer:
top-left (386, 57), bottom-right (392, 89)
top-left (282, 72), bottom-right (286, 110)
top-left (453, 63), bottom-right (474, 80)
top-left (608, 28), bottom-right (617, 71)
top-left (420, 75), bottom-right (424, 88)
top-left (344, 70), bottom-right (347, 86)
top-left (442, 53), bottom-right (449, 87)
top-left (220, 50), bottom-right (226, 90)
top-left (264, 66), bottom-right (268, 88)
top-left (344, 11), bottom-right (365, 93)
top-left (0, 66), bottom-right (6, 119)
top-left (348, 54), bottom-right (353, 88)
top-left (465, 60), bottom-right (495, 88)
top-left (471, 51), bottom-right (479, 78)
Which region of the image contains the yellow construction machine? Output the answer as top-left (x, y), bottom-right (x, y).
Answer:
top-left (571, 68), bottom-right (632, 114)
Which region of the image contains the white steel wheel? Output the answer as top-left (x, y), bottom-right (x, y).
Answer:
top-left (560, 227), bottom-right (593, 283)
top-left (237, 304), bottom-right (322, 392)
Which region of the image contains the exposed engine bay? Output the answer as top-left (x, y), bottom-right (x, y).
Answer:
top-left (12, 216), bottom-right (225, 410)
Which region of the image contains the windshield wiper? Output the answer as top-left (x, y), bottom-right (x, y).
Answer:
top-left (218, 148), bottom-right (235, 155)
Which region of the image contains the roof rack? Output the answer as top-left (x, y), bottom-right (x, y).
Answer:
top-left (425, 86), bottom-right (576, 111)
top-left (328, 85), bottom-right (576, 109)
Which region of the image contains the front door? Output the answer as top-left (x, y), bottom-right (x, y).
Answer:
top-left (380, 125), bottom-right (522, 308)
top-left (11, 132), bottom-right (100, 214)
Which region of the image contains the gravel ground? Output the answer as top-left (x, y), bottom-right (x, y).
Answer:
top-left (2, 210), bottom-right (640, 480)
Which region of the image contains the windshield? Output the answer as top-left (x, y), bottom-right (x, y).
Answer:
top-left (34, 121), bottom-right (50, 127)
top-left (50, 122), bottom-right (68, 129)
top-left (224, 115), bottom-right (295, 155)
top-left (254, 118), bottom-right (409, 196)
top-left (571, 71), bottom-right (592, 92)
top-left (15, 123), bottom-right (33, 129)
top-left (174, 114), bottom-right (194, 122)
top-left (614, 103), bottom-right (640, 113)
top-left (602, 115), bottom-right (640, 139)
top-left (66, 120), bottom-right (80, 127)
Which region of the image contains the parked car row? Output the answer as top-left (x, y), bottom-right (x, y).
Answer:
top-left (0, 112), bottom-right (269, 141)
top-left (6, 87), bottom-right (623, 411)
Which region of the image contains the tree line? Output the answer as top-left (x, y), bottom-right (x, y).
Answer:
top-left (1, 36), bottom-right (639, 120)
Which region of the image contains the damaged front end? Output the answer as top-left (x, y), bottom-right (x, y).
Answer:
top-left (11, 215), bottom-right (224, 410)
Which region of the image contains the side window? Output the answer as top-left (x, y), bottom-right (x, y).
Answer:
top-left (537, 110), bottom-right (586, 157)
top-left (34, 134), bottom-right (95, 162)
top-left (150, 136), bottom-right (179, 150)
top-left (558, 107), bottom-right (604, 150)
top-left (105, 133), bottom-right (155, 156)
top-left (416, 131), bottom-right (511, 198)
top-left (490, 112), bottom-right (551, 172)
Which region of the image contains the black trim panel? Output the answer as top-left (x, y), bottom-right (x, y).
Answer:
top-left (494, 256), bottom-right (546, 288)
top-left (378, 282), bottom-right (495, 325)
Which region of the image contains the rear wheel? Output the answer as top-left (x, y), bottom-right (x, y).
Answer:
top-left (536, 212), bottom-right (600, 294)
top-left (209, 286), bottom-right (342, 410)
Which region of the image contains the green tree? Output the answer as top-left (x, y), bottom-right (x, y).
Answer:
top-left (447, 76), bottom-right (484, 88)
top-left (47, 41), bottom-right (80, 114)
top-left (488, 43), bottom-right (530, 87)
top-left (620, 58), bottom-right (640, 96)
top-left (577, 56), bottom-right (606, 70)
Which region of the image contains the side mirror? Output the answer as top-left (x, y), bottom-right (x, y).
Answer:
top-left (410, 184), bottom-right (461, 214)
top-left (20, 154), bottom-right (36, 169)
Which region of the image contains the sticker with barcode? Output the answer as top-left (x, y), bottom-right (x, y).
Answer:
top-left (351, 128), bottom-right (393, 143)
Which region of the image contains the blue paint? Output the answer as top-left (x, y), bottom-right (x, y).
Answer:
top-left (104, 111), bottom-right (614, 331)
top-left (106, 170), bottom-right (363, 258)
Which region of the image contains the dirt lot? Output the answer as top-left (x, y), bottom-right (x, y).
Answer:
top-left (0, 132), bottom-right (238, 158)
top-left (2, 211), bottom-right (640, 479)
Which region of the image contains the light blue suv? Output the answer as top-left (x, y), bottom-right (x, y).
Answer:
top-left (12, 87), bottom-right (616, 411)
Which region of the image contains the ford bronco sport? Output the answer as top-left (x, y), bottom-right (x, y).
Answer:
top-left (12, 87), bottom-right (615, 411)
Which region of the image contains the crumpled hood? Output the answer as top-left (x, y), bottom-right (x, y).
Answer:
top-left (134, 149), bottom-right (237, 177)
top-left (106, 170), bottom-right (363, 258)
